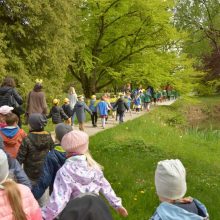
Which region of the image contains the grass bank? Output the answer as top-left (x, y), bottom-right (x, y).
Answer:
top-left (89, 98), bottom-right (220, 219)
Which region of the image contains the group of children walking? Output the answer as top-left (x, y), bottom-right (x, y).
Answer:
top-left (0, 103), bottom-right (209, 220)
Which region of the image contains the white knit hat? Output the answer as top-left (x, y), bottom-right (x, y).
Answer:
top-left (0, 149), bottom-right (9, 184)
top-left (0, 105), bottom-right (14, 115)
top-left (155, 159), bottom-right (187, 200)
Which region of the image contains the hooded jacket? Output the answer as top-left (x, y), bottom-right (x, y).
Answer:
top-left (16, 131), bottom-right (54, 181)
top-left (150, 199), bottom-right (209, 220)
top-left (0, 127), bottom-right (27, 158)
top-left (32, 145), bottom-right (66, 199)
top-left (97, 101), bottom-right (108, 116)
top-left (113, 98), bottom-right (129, 113)
top-left (42, 155), bottom-right (122, 220)
top-left (47, 106), bottom-right (69, 124)
top-left (0, 86), bottom-right (23, 107)
top-left (73, 101), bottom-right (92, 123)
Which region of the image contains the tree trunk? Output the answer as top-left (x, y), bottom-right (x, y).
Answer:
top-left (81, 76), bottom-right (97, 98)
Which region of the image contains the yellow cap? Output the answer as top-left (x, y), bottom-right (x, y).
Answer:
top-left (64, 98), bottom-right (69, 103)
top-left (91, 95), bottom-right (96, 99)
top-left (53, 99), bottom-right (59, 104)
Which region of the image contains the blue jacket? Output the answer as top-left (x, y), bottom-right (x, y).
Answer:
top-left (7, 154), bottom-right (32, 189)
top-left (150, 199), bottom-right (209, 220)
top-left (31, 145), bottom-right (66, 199)
top-left (89, 99), bottom-right (97, 112)
top-left (97, 101), bottom-right (108, 116)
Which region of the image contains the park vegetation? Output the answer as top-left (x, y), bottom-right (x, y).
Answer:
top-left (0, 0), bottom-right (219, 97)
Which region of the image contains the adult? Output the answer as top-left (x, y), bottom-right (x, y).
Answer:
top-left (26, 80), bottom-right (47, 121)
top-left (67, 86), bottom-right (77, 126)
top-left (0, 76), bottom-right (23, 127)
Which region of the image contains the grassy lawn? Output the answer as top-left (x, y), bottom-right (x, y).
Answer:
top-left (89, 98), bottom-right (220, 219)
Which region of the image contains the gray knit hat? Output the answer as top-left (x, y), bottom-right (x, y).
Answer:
top-left (0, 149), bottom-right (9, 184)
top-left (28, 113), bottom-right (47, 131)
top-left (155, 159), bottom-right (187, 200)
top-left (55, 123), bottom-right (73, 142)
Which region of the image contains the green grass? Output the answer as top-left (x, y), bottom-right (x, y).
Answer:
top-left (89, 100), bottom-right (220, 219)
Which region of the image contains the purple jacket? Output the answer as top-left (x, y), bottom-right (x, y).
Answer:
top-left (42, 155), bottom-right (122, 220)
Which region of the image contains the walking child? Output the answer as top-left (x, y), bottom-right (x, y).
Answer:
top-left (42, 130), bottom-right (128, 220)
top-left (113, 93), bottom-right (129, 123)
top-left (150, 159), bottom-right (209, 219)
top-left (134, 94), bottom-right (141, 113)
top-left (97, 96), bottom-right (109, 128)
top-left (17, 113), bottom-right (54, 206)
top-left (73, 95), bottom-right (92, 131)
top-left (47, 99), bottom-right (70, 124)
top-left (0, 113), bottom-right (27, 158)
top-left (89, 95), bottom-right (98, 127)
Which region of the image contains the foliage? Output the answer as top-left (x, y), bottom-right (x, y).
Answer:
top-left (0, 0), bottom-right (77, 97)
top-left (174, 0), bottom-right (220, 93)
top-left (69, 0), bottom-right (199, 97)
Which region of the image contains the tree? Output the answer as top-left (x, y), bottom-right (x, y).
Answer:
top-left (0, 0), bottom-right (77, 96)
top-left (174, 0), bottom-right (220, 93)
top-left (68, 0), bottom-right (189, 97)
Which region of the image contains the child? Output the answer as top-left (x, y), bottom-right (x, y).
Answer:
top-left (134, 94), bottom-right (141, 113)
top-left (47, 99), bottom-right (70, 124)
top-left (17, 113), bottom-right (54, 206)
top-left (0, 105), bottom-right (14, 128)
top-left (113, 93), bottom-right (129, 123)
top-left (124, 92), bottom-right (132, 116)
top-left (0, 149), bottom-right (42, 220)
top-left (42, 130), bottom-right (128, 220)
top-left (32, 123), bottom-right (72, 200)
top-left (89, 95), bottom-right (98, 127)
top-left (143, 89), bottom-right (152, 111)
top-left (73, 95), bottom-right (92, 131)
top-left (0, 113), bottom-right (27, 158)
top-left (97, 96), bottom-right (109, 128)
top-left (150, 159), bottom-right (209, 219)
top-left (62, 98), bottom-right (73, 120)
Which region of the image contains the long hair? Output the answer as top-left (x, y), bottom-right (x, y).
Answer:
top-left (68, 86), bottom-right (76, 94)
top-left (1, 77), bottom-right (16, 88)
top-left (84, 151), bottom-right (103, 171)
top-left (2, 180), bottom-right (27, 220)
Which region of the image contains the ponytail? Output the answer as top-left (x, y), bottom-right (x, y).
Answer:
top-left (85, 151), bottom-right (103, 171)
top-left (2, 180), bottom-right (27, 220)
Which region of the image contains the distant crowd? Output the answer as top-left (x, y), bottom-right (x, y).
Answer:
top-left (0, 76), bottom-right (208, 220)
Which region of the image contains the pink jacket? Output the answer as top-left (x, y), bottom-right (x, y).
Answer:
top-left (0, 184), bottom-right (42, 220)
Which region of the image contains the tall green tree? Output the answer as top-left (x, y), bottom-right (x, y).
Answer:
top-left (69, 0), bottom-right (192, 97)
top-left (0, 0), bottom-right (77, 96)
top-left (175, 0), bottom-right (220, 93)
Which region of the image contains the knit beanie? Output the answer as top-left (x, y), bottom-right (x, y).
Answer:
top-left (0, 149), bottom-right (9, 184)
top-left (28, 113), bottom-right (47, 131)
top-left (0, 105), bottom-right (14, 115)
top-left (59, 195), bottom-right (113, 220)
top-left (61, 130), bottom-right (89, 154)
top-left (55, 123), bottom-right (73, 142)
top-left (155, 159), bottom-right (187, 200)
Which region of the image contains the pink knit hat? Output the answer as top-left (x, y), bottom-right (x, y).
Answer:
top-left (0, 105), bottom-right (14, 115)
top-left (61, 130), bottom-right (89, 154)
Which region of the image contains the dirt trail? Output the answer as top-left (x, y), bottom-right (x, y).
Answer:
top-left (51, 100), bottom-right (175, 139)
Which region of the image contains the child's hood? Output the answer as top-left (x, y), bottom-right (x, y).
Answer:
top-left (75, 101), bottom-right (84, 108)
top-left (64, 156), bottom-right (101, 185)
top-left (28, 132), bottom-right (52, 150)
top-left (155, 201), bottom-right (208, 220)
top-left (1, 126), bottom-right (19, 138)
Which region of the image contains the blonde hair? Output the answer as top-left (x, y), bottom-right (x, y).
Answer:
top-left (84, 151), bottom-right (103, 171)
top-left (2, 180), bottom-right (27, 220)
top-left (68, 87), bottom-right (76, 94)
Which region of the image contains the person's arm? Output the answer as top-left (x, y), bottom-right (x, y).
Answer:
top-left (32, 153), bottom-right (56, 199)
top-left (84, 103), bottom-right (92, 115)
top-left (47, 108), bottom-right (52, 119)
top-left (16, 138), bottom-right (28, 165)
top-left (60, 108), bottom-right (69, 120)
top-left (41, 168), bottom-right (72, 220)
top-left (13, 158), bottom-right (32, 189)
top-left (12, 88), bottom-right (23, 105)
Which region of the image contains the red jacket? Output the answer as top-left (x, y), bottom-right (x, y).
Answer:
top-left (0, 128), bottom-right (27, 158)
